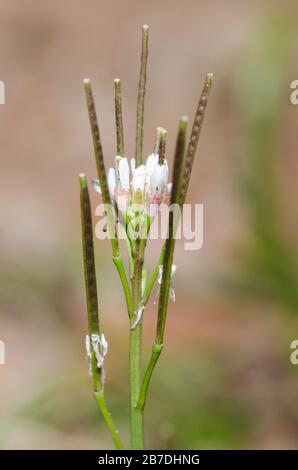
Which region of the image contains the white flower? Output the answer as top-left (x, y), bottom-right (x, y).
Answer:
top-left (132, 164), bottom-right (147, 192)
top-left (130, 158), bottom-right (136, 175)
top-left (116, 156), bottom-right (130, 191)
top-left (92, 153), bottom-right (171, 214)
top-left (107, 168), bottom-right (116, 200)
top-left (149, 161), bottom-right (168, 197)
top-left (146, 153), bottom-right (159, 177)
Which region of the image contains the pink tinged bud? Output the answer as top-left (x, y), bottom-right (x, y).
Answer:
top-left (108, 168), bottom-right (116, 200)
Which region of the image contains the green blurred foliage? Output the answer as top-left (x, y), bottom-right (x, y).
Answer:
top-left (221, 15), bottom-right (298, 313)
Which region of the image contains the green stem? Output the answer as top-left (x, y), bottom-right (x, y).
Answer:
top-left (130, 237), bottom-right (146, 449)
top-left (113, 254), bottom-right (133, 319)
top-left (137, 342), bottom-right (163, 411)
top-left (79, 174), bottom-right (123, 449)
top-left (129, 323), bottom-right (144, 449)
top-left (119, 216), bottom-right (134, 279)
top-left (138, 74), bottom-right (213, 410)
top-left (143, 246), bottom-right (165, 305)
top-left (136, 117), bottom-right (188, 413)
top-left (94, 391), bottom-right (123, 450)
top-left (84, 79), bottom-right (133, 318)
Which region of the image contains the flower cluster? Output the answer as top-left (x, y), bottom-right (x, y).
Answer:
top-left (92, 153), bottom-right (171, 216)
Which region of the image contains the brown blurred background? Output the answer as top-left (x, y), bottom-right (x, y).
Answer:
top-left (1, 0), bottom-right (298, 449)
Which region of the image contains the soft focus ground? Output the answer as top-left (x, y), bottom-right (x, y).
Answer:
top-left (1, 0), bottom-right (298, 449)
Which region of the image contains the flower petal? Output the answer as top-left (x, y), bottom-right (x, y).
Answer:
top-left (146, 153), bottom-right (159, 177)
top-left (118, 157), bottom-right (130, 190)
top-left (132, 164), bottom-right (146, 191)
top-left (108, 168), bottom-right (116, 199)
top-left (130, 158), bottom-right (136, 175)
top-left (149, 161), bottom-right (168, 196)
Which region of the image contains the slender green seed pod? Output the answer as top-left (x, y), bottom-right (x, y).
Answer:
top-left (114, 78), bottom-right (125, 156)
top-left (135, 25), bottom-right (149, 167)
top-left (179, 73), bottom-right (213, 206)
top-left (79, 173), bottom-right (100, 337)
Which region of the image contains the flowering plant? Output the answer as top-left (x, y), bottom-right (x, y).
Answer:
top-left (79, 25), bottom-right (213, 449)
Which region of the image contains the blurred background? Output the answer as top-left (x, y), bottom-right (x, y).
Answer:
top-left (1, 0), bottom-right (298, 450)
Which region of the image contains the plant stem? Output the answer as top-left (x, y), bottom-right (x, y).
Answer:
top-left (137, 342), bottom-right (163, 411)
top-left (84, 79), bottom-right (133, 319)
top-left (94, 391), bottom-right (123, 450)
top-left (143, 246), bottom-right (165, 305)
top-left (138, 75), bottom-right (213, 411)
top-left (130, 237), bottom-right (146, 449)
top-left (137, 117), bottom-right (187, 412)
top-left (119, 219), bottom-right (134, 279)
top-left (112, 254), bottom-right (133, 320)
top-left (129, 323), bottom-right (144, 449)
top-left (79, 174), bottom-right (123, 450)
top-left (135, 25), bottom-right (149, 167)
